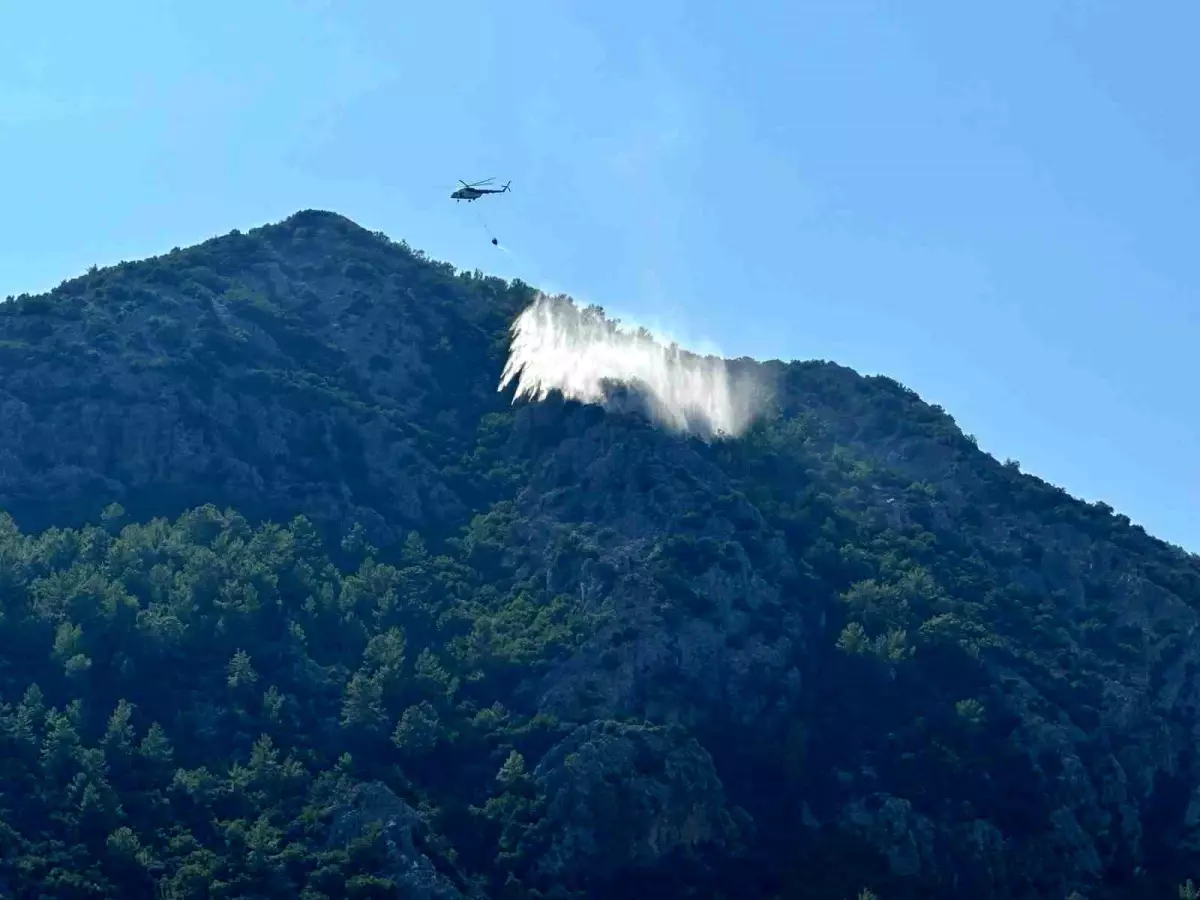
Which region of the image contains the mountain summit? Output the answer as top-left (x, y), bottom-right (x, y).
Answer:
top-left (0, 210), bottom-right (1197, 899)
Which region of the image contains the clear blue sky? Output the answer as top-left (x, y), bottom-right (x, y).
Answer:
top-left (3, 2), bottom-right (1197, 551)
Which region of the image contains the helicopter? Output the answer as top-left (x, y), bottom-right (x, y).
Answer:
top-left (451, 178), bottom-right (511, 202)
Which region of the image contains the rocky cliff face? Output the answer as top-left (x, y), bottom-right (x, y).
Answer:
top-left (2, 210), bottom-right (1198, 899)
top-left (0, 212), bottom-right (526, 543)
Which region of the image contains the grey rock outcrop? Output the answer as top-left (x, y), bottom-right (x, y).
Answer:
top-left (325, 781), bottom-right (477, 899)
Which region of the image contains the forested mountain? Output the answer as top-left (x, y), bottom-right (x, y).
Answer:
top-left (0, 210), bottom-right (1197, 900)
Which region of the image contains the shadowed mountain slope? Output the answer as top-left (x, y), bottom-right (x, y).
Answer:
top-left (0, 210), bottom-right (1197, 900)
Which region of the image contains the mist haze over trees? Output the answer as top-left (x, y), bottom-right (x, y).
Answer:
top-left (0, 210), bottom-right (1197, 899)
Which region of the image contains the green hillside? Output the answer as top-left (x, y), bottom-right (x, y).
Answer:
top-left (0, 210), bottom-right (1197, 900)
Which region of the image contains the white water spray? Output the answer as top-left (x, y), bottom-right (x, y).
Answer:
top-left (498, 292), bottom-right (768, 439)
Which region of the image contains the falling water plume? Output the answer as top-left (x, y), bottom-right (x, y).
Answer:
top-left (498, 292), bottom-right (768, 440)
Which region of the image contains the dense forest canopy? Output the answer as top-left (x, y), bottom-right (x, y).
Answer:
top-left (0, 210), bottom-right (1197, 899)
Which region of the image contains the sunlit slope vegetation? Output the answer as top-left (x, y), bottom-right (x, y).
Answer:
top-left (0, 210), bottom-right (1197, 899)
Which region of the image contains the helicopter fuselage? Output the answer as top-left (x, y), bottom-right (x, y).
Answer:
top-left (451, 181), bottom-right (509, 201)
